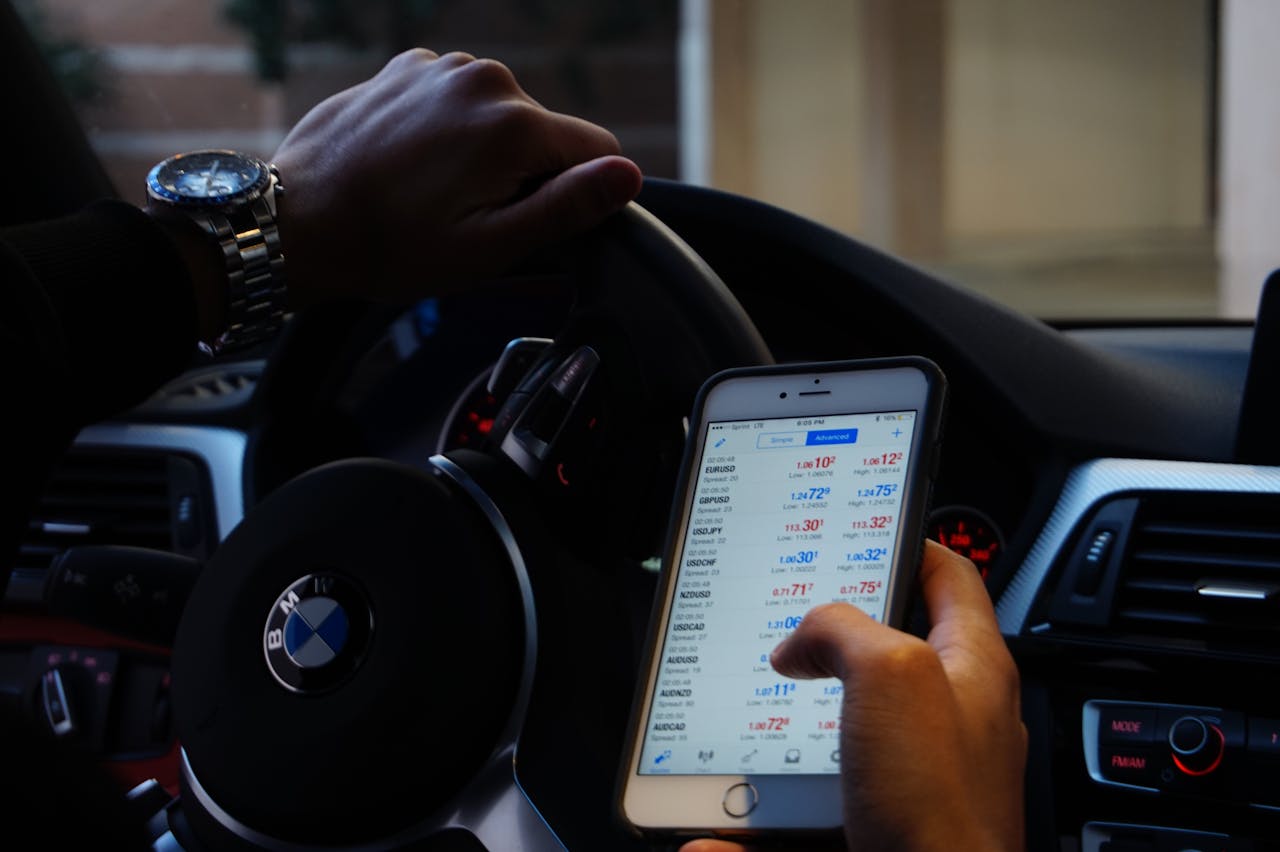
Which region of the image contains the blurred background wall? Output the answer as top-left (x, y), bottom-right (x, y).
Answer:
top-left (23, 0), bottom-right (1280, 319)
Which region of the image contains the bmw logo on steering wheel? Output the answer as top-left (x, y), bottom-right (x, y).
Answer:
top-left (263, 573), bottom-right (374, 693)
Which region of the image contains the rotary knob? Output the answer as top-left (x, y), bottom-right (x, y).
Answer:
top-left (1168, 715), bottom-right (1225, 776)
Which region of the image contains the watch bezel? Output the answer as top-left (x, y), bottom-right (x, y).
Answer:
top-left (146, 149), bottom-right (272, 209)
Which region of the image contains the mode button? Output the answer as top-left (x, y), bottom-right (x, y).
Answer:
top-left (1099, 704), bottom-right (1157, 745)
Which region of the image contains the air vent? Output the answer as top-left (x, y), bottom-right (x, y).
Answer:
top-left (1111, 493), bottom-right (1280, 651)
top-left (9, 449), bottom-right (214, 605)
top-left (167, 370), bottom-right (257, 400)
top-left (1043, 491), bottom-right (1280, 657)
top-left (141, 360), bottom-right (264, 413)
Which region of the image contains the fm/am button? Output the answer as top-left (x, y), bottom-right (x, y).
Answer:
top-left (1099, 748), bottom-right (1159, 787)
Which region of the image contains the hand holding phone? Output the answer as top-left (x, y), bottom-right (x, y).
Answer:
top-left (619, 358), bottom-right (948, 839)
top-left (674, 545), bottom-right (1027, 852)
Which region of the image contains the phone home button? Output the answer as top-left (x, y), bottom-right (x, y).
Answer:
top-left (722, 782), bottom-right (759, 818)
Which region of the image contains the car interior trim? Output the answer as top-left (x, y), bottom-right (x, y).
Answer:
top-left (426, 454), bottom-right (564, 849)
top-left (74, 423), bottom-right (247, 542)
top-left (996, 457), bottom-right (1280, 634)
top-left (427, 454), bottom-right (540, 749)
top-left (1079, 821), bottom-right (1233, 852)
top-left (1080, 700), bottom-right (1163, 793)
top-left (174, 455), bottom-right (564, 850)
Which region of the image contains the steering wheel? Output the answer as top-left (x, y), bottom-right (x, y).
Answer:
top-left (168, 199), bottom-right (773, 850)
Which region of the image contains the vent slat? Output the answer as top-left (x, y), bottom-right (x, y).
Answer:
top-left (7, 449), bottom-right (180, 606)
top-left (1130, 550), bottom-right (1280, 572)
top-left (1117, 607), bottom-right (1212, 626)
top-left (160, 367), bottom-right (259, 401)
top-left (1123, 578), bottom-right (1198, 594)
top-left (1139, 523), bottom-right (1280, 542)
top-left (38, 494), bottom-right (169, 512)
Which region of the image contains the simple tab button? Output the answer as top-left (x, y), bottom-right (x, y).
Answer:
top-left (1098, 747), bottom-right (1158, 787)
top-left (722, 783), bottom-right (759, 818)
top-left (1248, 717), bottom-right (1280, 758)
top-left (1099, 705), bottom-right (1156, 744)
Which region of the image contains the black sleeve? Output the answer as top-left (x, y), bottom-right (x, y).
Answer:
top-left (0, 200), bottom-right (197, 852)
top-left (1, 198), bottom-right (198, 592)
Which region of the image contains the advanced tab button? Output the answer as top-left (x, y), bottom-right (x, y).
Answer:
top-left (1099, 704), bottom-right (1157, 745)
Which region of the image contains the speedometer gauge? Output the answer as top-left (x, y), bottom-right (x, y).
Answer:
top-left (928, 506), bottom-right (1004, 580)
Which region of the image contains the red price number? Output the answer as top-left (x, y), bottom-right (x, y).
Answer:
top-left (784, 518), bottom-right (825, 533)
top-left (747, 717), bottom-right (791, 731)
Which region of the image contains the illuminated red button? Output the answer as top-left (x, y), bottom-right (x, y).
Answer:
top-left (1099, 705), bottom-right (1156, 745)
top-left (1099, 747), bottom-right (1158, 787)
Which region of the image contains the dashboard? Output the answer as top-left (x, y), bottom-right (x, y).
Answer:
top-left (5, 178), bottom-right (1279, 850)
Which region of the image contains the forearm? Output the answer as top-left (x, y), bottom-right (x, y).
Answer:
top-left (2, 200), bottom-right (200, 424)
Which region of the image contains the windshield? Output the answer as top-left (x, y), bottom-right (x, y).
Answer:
top-left (21, 0), bottom-right (1273, 320)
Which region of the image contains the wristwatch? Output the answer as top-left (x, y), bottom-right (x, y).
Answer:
top-left (146, 149), bottom-right (288, 355)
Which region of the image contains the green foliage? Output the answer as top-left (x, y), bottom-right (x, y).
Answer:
top-left (223, 0), bottom-right (447, 79)
top-left (223, 0), bottom-right (287, 82)
top-left (13, 0), bottom-right (108, 103)
top-left (221, 0), bottom-right (675, 89)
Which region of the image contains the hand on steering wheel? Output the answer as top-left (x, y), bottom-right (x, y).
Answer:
top-left (272, 48), bottom-right (643, 307)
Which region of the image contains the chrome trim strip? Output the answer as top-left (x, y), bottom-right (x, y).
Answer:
top-left (1196, 582), bottom-right (1275, 600)
top-left (181, 749), bottom-right (302, 850)
top-left (995, 458), bottom-right (1280, 634)
top-left (428, 454), bottom-right (563, 849)
top-left (428, 454), bottom-right (541, 752)
top-left (184, 746), bottom-right (566, 852)
top-left (42, 522), bottom-right (91, 535)
top-left (151, 831), bottom-right (186, 852)
top-left (74, 423), bottom-right (247, 541)
top-left (42, 669), bottom-right (73, 736)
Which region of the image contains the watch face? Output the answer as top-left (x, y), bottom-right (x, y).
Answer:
top-left (147, 150), bottom-right (270, 206)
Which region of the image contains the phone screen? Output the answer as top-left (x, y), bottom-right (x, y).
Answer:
top-left (638, 410), bottom-right (917, 777)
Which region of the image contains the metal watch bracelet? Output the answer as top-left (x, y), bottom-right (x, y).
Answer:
top-left (194, 169), bottom-right (288, 356)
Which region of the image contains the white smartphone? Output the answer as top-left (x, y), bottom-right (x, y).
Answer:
top-left (617, 358), bottom-right (947, 840)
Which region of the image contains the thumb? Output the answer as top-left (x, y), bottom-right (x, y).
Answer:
top-left (483, 155), bottom-right (643, 256)
top-left (769, 602), bottom-right (899, 681)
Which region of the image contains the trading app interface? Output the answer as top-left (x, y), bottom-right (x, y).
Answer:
top-left (639, 411), bottom-right (917, 776)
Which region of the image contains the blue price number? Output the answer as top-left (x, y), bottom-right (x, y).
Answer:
top-left (844, 547), bottom-right (889, 562)
top-left (754, 682), bottom-right (797, 698)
